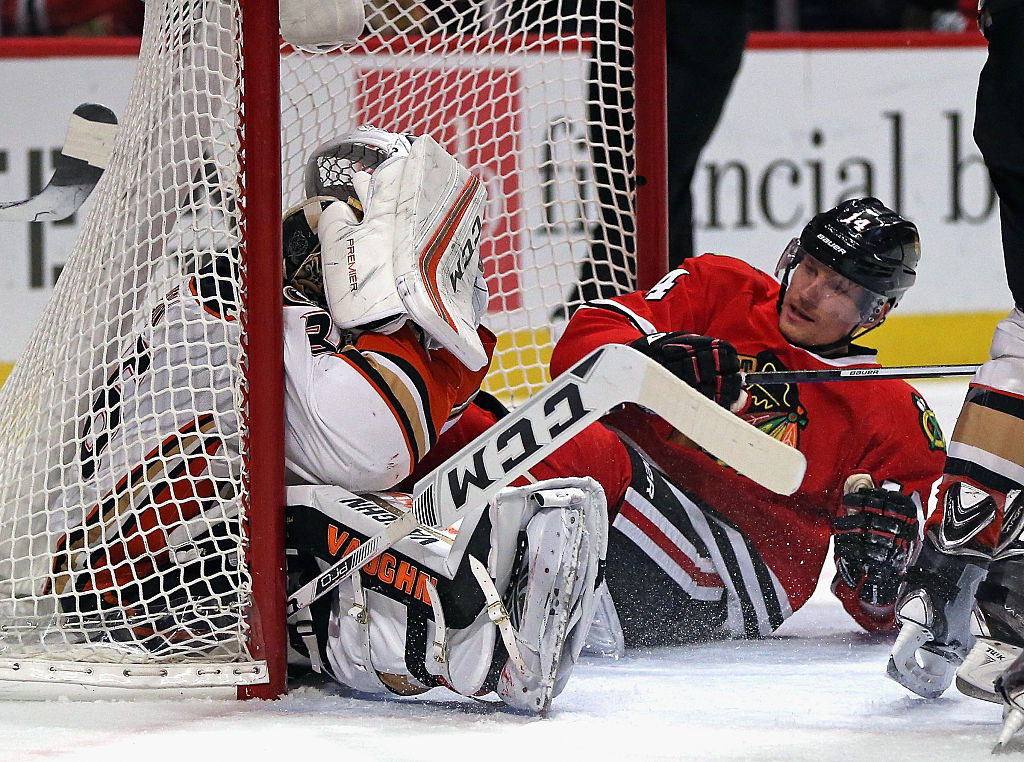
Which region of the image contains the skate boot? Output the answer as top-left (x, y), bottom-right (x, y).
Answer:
top-left (956, 552), bottom-right (1024, 702)
top-left (581, 581), bottom-right (625, 659)
top-left (481, 480), bottom-right (607, 714)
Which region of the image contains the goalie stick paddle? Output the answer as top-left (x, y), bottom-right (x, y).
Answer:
top-left (742, 363), bottom-right (981, 385)
top-left (0, 103), bottom-right (117, 223)
top-left (286, 343), bottom-right (807, 615)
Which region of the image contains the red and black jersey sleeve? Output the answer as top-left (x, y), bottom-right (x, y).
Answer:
top-left (551, 254), bottom-right (775, 377)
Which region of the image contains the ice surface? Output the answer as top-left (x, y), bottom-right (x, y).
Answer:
top-left (1, 379), bottom-right (1010, 762)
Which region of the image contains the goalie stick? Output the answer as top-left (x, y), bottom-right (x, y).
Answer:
top-left (0, 103), bottom-right (118, 223)
top-left (286, 343), bottom-right (807, 615)
top-left (742, 363), bottom-right (981, 385)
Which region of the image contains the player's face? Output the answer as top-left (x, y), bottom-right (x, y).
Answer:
top-left (778, 255), bottom-right (884, 347)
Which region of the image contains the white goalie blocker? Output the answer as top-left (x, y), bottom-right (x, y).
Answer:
top-left (286, 477), bottom-right (607, 713)
top-left (315, 127), bottom-right (490, 371)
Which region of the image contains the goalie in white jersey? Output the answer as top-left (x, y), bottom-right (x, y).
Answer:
top-left (48, 127), bottom-right (606, 713)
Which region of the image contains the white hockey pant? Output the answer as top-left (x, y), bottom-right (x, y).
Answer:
top-left (976, 307), bottom-right (1024, 397)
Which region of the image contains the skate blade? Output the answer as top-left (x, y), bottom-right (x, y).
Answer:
top-left (994, 706), bottom-right (1024, 753)
top-left (957, 675), bottom-right (1002, 704)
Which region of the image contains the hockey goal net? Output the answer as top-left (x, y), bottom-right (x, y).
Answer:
top-left (0, 0), bottom-right (664, 697)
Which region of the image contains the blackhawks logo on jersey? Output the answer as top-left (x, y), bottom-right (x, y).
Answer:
top-left (912, 392), bottom-right (946, 451)
top-left (738, 351), bottom-right (808, 449)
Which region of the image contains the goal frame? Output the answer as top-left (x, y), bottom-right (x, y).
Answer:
top-left (239, 0), bottom-right (286, 701)
top-left (633, 0), bottom-right (669, 292)
top-left (0, 0), bottom-right (667, 701)
top-left (248, 0), bottom-right (668, 697)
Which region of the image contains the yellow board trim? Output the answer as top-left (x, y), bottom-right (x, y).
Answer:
top-left (869, 311), bottom-right (1004, 366)
top-left (481, 327), bottom-right (554, 406)
top-left (479, 311), bottom-right (1007, 402)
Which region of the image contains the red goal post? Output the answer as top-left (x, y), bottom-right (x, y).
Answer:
top-left (0, 0), bottom-right (666, 699)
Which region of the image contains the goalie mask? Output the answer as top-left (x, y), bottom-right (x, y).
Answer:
top-left (282, 194), bottom-right (362, 308)
top-left (314, 126), bottom-right (491, 370)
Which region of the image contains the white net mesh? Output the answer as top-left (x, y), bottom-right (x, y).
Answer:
top-left (0, 0), bottom-right (639, 689)
top-left (281, 0), bottom-right (639, 405)
top-left (0, 0), bottom-right (262, 685)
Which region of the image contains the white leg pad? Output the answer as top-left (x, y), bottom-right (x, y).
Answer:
top-left (487, 478), bottom-right (608, 713)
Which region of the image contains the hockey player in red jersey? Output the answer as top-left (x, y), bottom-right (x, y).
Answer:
top-left (538, 197), bottom-right (947, 645)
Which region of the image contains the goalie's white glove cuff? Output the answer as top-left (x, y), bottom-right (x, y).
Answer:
top-left (886, 620), bottom-right (957, 699)
top-left (421, 272), bottom-right (489, 355)
top-left (391, 135), bottom-right (489, 371)
top-left (319, 168), bottom-right (409, 335)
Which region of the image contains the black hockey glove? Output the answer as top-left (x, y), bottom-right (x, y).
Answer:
top-left (629, 332), bottom-right (741, 409)
top-left (833, 486), bottom-right (919, 607)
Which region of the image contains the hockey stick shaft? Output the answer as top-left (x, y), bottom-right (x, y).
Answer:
top-left (287, 351), bottom-right (630, 614)
top-left (0, 103), bottom-right (117, 222)
top-left (742, 363), bottom-right (981, 385)
top-left (286, 344), bottom-right (807, 614)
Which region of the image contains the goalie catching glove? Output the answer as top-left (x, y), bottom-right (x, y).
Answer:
top-left (629, 332), bottom-right (745, 410)
top-left (310, 126), bottom-right (490, 370)
top-left (833, 483), bottom-right (919, 607)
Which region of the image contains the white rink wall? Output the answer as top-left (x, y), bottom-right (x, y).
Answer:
top-left (696, 38), bottom-right (1005, 318)
top-left (0, 386), bottom-right (1003, 762)
top-left (0, 375), bottom-right (981, 761)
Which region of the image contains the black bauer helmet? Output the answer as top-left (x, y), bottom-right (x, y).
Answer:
top-left (774, 198), bottom-right (920, 351)
top-left (786, 197), bottom-right (920, 309)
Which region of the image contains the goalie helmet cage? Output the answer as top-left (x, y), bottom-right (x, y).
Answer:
top-left (0, 0), bottom-right (666, 699)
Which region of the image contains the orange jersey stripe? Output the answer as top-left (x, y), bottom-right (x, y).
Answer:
top-left (355, 325), bottom-right (494, 439)
top-left (334, 348), bottom-right (418, 467)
